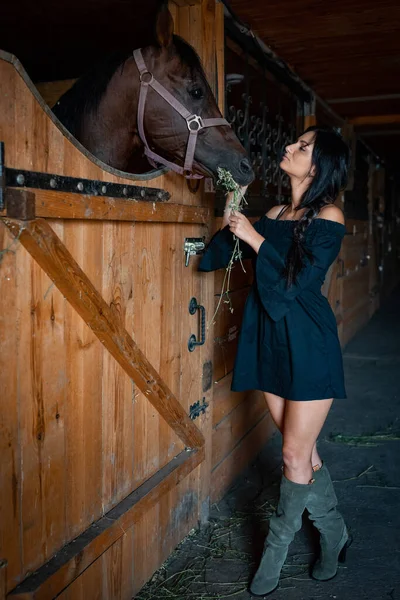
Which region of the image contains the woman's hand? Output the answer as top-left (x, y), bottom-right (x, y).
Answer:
top-left (228, 211), bottom-right (265, 253)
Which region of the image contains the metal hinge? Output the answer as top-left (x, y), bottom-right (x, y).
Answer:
top-left (189, 397), bottom-right (209, 420)
top-left (0, 141), bottom-right (170, 205)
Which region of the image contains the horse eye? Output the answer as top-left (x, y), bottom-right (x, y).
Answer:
top-left (189, 87), bottom-right (204, 100)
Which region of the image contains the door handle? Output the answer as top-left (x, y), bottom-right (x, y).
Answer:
top-left (188, 297), bottom-right (206, 352)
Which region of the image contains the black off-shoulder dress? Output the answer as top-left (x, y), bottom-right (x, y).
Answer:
top-left (198, 209), bottom-right (347, 401)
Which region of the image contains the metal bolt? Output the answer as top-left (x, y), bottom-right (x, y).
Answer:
top-left (16, 174), bottom-right (25, 185)
top-left (50, 178), bottom-right (57, 188)
top-left (123, 187), bottom-right (128, 196)
top-left (102, 185), bottom-right (107, 194)
top-left (157, 191), bottom-right (163, 199)
top-left (77, 182), bottom-right (84, 191)
top-left (140, 189), bottom-right (146, 197)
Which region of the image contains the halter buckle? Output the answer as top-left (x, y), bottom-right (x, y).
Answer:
top-left (140, 71), bottom-right (154, 85)
top-left (187, 115), bottom-right (204, 132)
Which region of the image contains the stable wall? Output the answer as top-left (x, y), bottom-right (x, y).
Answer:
top-left (0, 1), bottom-right (274, 598)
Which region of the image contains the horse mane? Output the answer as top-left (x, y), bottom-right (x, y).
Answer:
top-left (52, 35), bottom-right (202, 136)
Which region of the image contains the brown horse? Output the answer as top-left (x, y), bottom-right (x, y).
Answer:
top-left (53, 6), bottom-right (254, 186)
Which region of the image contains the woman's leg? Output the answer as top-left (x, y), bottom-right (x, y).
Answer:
top-left (250, 394), bottom-right (330, 596)
top-left (263, 392), bottom-right (323, 470)
top-left (281, 398), bottom-right (334, 484)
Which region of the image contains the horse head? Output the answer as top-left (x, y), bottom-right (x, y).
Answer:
top-left (135, 6), bottom-right (254, 185)
top-left (53, 5), bottom-right (254, 186)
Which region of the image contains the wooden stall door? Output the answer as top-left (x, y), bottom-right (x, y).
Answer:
top-left (0, 0), bottom-right (223, 594)
top-left (0, 47), bottom-right (215, 600)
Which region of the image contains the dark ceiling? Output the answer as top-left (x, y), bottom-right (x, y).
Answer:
top-left (2, 0), bottom-right (400, 163)
top-left (228, 0), bottom-right (400, 163)
top-left (1, 0), bottom-right (161, 81)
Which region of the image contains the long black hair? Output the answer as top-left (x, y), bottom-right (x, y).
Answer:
top-left (282, 126), bottom-right (350, 287)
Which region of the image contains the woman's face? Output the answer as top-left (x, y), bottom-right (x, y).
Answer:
top-left (280, 131), bottom-right (316, 180)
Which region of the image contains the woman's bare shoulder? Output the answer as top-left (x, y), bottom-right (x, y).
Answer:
top-left (318, 204), bottom-right (345, 225)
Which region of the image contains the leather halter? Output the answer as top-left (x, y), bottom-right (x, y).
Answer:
top-left (133, 48), bottom-right (230, 179)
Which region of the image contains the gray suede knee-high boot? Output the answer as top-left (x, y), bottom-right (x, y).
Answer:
top-left (306, 462), bottom-right (352, 581)
top-left (249, 474), bottom-right (315, 597)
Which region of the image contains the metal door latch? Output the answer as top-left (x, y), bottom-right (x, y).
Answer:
top-left (184, 237), bottom-right (205, 266)
top-left (189, 397), bottom-right (209, 420)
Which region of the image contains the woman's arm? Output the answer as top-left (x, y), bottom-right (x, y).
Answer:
top-left (227, 211), bottom-right (265, 253)
top-left (255, 227), bottom-right (345, 321)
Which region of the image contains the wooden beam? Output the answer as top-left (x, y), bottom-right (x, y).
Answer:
top-left (349, 114), bottom-right (400, 127)
top-left (304, 115), bottom-right (317, 129)
top-left (0, 188), bottom-right (210, 224)
top-left (0, 560), bottom-right (7, 600)
top-left (8, 448), bottom-right (204, 600)
top-left (215, 1), bottom-right (225, 114)
top-left (2, 216), bottom-right (204, 451)
top-left (171, 0), bottom-right (201, 6)
top-left (327, 93), bottom-right (400, 104)
top-left (359, 130), bottom-right (400, 137)
top-left (5, 190), bottom-right (35, 220)
top-left (35, 79), bottom-right (77, 108)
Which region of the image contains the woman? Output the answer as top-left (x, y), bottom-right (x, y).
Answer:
top-left (198, 126), bottom-right (352, 596)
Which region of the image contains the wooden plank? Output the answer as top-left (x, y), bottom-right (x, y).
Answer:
top-left (8, 448), bottom-right (204, 600)
top-left (215, 1), bottom-right (225, 114)
top-left (57, 530), bottom-right (134, 600)
top-left (197, 241), bottom-right (215, 525)
top-left (212, 287), bottom-right (250, 382)
top-left (5, 190), bottom-right (35, 220)
top-left (343, 231), bottom-right (368, 248)
top-left (213, 287), bottom-right (250, 339)
top-left (156, 219), bottom-right (183, 548)
top-left (211, 412), bottom-right (275, 504)
top-left (101, 222), bottom-right (136, 511)
top-left (178, 221), bottom-right (204, 529)
top-left (201, 0), bottom-right (216, 87)
top-left (213, 373), bottom-right (248, 427)
top-left (343, 248), bottom-right (368, 271)
top-left (214, 259), bottom-right (254, 294)
top-left (349, 114), bottom-right (400, 126)
top-left (35, 80), bottom-right (77, 108)
top-left (18, 224), bottom-right (68, 575)
top-left (342, 301), bottom-right (371, 347)
top-left (61, 154), bottom-right (104, 544)
top-left (133, 502), bottom-right (161, 596)
top-left (171, 0), bottom-right (201, 6)
top-left (212, 391), bottom-right (267, 469)
top-left (56, 553), bottom-right (103, 600)
top-left (0, 560), bottom-right (7, 600)
top-left (0, 189), bottom-right (210, 224)
top-left (344, 219), bottom-right (368, 235)
top-left (131, 221), bottom-right (162, 498)
top-left (159, 221), bottom-right (184, 464)
top-left (304, 114), bottom-right (317, 129)
top-left (2, 217), bottom-right (204, 451)
top-left (0, 224), bottom-right (21, 592)
top-left (117, 529), bottom-right (135, 600)
top-left (213, 335), bottom-right (238, 382)
top-left (342, 269), bottom-right (370, 313)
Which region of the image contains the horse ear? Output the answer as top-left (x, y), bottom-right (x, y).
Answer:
top-left (155, 3), bottom-right (174, 48)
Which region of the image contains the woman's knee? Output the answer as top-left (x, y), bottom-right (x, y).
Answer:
top-left (282, 443), bottom-right (312, 471)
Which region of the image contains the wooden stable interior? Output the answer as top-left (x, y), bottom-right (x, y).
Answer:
top-left (1, 0), bottom-right (400, 598)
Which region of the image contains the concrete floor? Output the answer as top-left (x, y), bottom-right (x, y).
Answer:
top-left (136, 284), bottom-right (400, 600)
